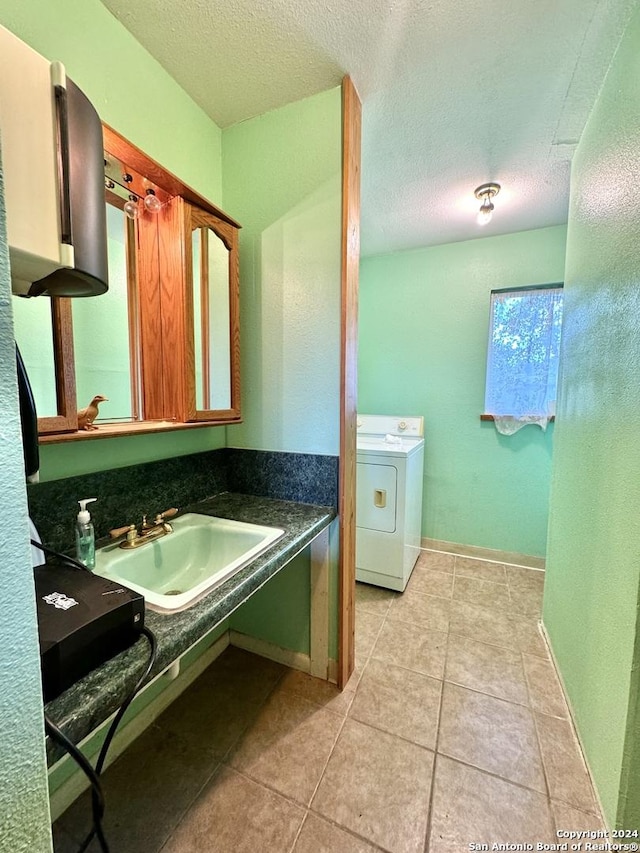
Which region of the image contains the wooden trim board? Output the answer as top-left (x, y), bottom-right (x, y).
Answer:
top-left (338, 75), bottom-right (361, 689)
top-left (310, 527), bottom-right (330, 679)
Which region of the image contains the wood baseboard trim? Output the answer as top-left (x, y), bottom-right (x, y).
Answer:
top-left (229, 631), bottom-right (311, 673)
top-left (229, 632), bottom-right (339, 685)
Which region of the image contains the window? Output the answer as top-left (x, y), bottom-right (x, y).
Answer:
top-left (484, 284), bottom-right (563, 433)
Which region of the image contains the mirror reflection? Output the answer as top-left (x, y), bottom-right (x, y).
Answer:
top-left (72, 203), bottom-right (139, 422)
top-left (12, 295), bottom-right (57, 417)
top-left (192, 225), bottom-right (231, 412)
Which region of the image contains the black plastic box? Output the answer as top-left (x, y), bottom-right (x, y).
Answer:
top-left (35, 564), bottom-right (145, 702)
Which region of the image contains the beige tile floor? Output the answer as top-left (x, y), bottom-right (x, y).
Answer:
top-left (53, 549), bottom-right (606, 853)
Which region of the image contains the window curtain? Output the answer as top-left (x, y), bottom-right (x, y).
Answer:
top-left (485, 286), bottom-right (563, 435)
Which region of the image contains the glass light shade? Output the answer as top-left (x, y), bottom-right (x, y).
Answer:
top-left (477, 199), bottom-right (494, 226)
top-left (124, 197), bottom-right (140, 220)
top-left (144, 190), bottom-right (161, 214)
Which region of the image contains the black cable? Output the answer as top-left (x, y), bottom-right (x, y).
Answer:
top-left (97, 626), bottom-right (157, 775)
top-left (30, 538), bottom-right (90, 573)
top-left (44, 716), bottom-right (109, 853)
top-left (35, 538), bottom-right (159, 852)
top-left (76, 626), bottom-right (157, 853)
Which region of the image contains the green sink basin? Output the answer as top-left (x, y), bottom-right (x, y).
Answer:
top-left (93, 513), bottom-right (284, 613)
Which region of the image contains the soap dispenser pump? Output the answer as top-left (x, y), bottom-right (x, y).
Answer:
top-left (76, 498), bottom-right (97, 569)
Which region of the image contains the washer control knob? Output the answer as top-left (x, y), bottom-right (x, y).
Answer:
top-left (398, 420), bottom-right (407, 431)
top-left (357, 419), bottom-right (363, 428)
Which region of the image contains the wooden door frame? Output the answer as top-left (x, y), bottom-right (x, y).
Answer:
top-left (338, 76), bottom-right (361, 689)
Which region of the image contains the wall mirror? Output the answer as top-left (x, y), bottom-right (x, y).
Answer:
top-left (185, 204), bottom-right (240, 422)
top-left (71, 198), bottom-right (141, 424)
top-left (13, 295), bottom-right (60, 419)
top-left (12, 295), bottom-right (77, 433)
top-left (13, 125), bottom-right (242, 442)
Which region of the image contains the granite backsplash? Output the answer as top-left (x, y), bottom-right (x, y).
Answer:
top-left (28, 447), bottom-right (338, 553)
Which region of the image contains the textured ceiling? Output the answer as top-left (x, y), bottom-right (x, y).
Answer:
top-left (101, 0), bottom-right (636, 255)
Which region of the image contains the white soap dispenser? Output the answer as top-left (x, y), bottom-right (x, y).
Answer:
top-left (76, 498), bottom-right (97, 569)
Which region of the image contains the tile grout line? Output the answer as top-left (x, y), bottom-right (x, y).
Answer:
top-left (437, 587), bottom-right (552, 803)
top-left (217, 664), bottom-right (290, 766)
top-left (422, 546), bottom-right (545, 572)
top-left (155, 759), bottom-right (223, 853)
top-left (209, 722), bottom-right (396, 851)
top-left (381, 608), bottom-right (550, 660)
top-left (286, 809), bottom-right (309, 853)
top-left (159, 662), bottom-right (290, 851)
top-left (422, 625), bottom-right (451, 853)
top-left (519, 622), bottom-right (602, 823)
top-left (305, 804), bottom-right (391, 853)
top-left (433, 749), bottom-right (554, 799)
top-left (205, 649), bottom-right (383, 848)
top-left (219, 696), bottom-right (348, 798)
top-left (520, 647), bottom-right (554, 810)
top-left (211, 676), bottom-right (388, 848)
top-left (367, 652), bottom-right (444, 683)
top-left (306, 710), bottom-right (348, 807)
top-left (524, 667), bottom-right (595, 833)
top-left (356, 601), bottom-right (390, 672)
top-left (448, 623), bottom-right (547, 658)
top-left (354, 592), bottom-right (435, 851)
top-left (441, 671), bottom-right (531, 711)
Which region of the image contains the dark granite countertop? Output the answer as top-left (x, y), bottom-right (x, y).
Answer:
top-left (44, 492), bottom-right (336, 766)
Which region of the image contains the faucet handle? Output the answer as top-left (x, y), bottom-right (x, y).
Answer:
top-left (154, 507), bottom-right (178, 524)
top-left (110, 523), bottom-right (136, 539)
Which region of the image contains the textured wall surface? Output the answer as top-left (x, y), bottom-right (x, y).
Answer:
top-left (222, 88), bottom-right (342, 456)
top-left (0, 159), bottom-right (52, 848)
top-left (359, 225), bottom-right (567, 557)
top-left (543, 6), bottom-right (640, 829)
top-left (39, 429), bottom-right (227, 483)
top-left (221, 89), bottom-right (342, 654)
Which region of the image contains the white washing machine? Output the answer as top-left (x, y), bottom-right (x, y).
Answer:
top-left (356, 415), bottom-right (425, 591)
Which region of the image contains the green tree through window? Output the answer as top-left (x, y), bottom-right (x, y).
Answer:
top-left (485, 285), bottom-right (563, 418)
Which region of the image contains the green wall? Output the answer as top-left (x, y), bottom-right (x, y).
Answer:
top-left (222, 89), bottom-right (343, 656)
top-left (359, 225), bottom-right (567, 557)
top-left (222, 87), bottom-right (342, 456)
top-left (0, 0), bottom-right (227, 481)
top-left (0, 158), bottom-right (52, 849)
top-left (231, 554), bottom-right (311, 652)
top-left (543, 6), bottom-right (640, 829)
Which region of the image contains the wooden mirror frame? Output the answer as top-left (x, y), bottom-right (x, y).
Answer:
top-left (36, 125), bottom-right (242, 443)
top-left (34, 297), bottom-right (78, 434)
top-left (183, 202), bottom-right (241, 423)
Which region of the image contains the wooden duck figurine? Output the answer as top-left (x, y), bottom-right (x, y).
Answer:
top-left (78, 395), bottom-right (108, 430)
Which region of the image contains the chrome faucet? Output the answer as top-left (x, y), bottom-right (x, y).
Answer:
top-left (110, 508), bottom-right (178, 550)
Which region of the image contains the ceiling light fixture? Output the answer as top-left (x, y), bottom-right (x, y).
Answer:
top-left (474, 182), bottom-right (501, 226)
